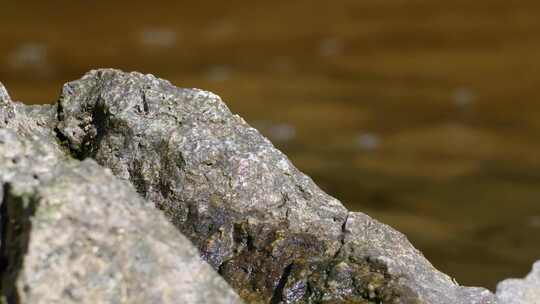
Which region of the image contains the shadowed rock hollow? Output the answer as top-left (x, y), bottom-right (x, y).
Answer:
top-left (54, 69), bottom-right (496, 303)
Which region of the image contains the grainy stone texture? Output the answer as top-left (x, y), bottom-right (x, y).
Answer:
top-left (0, 83), bottom-right (10, 104)
top-left (55, 69), bottom-right (499, 304)
top-left (1, 82), bottom-right (18, 128)
top-left (0, 84), bottom-right (243, 304)
top-left (496, 261), bottom-right (540, 304)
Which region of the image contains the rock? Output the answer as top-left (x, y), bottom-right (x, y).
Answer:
top-left (496, 261), bottom-right (540, 304)
top-left (0, 83), bottom-right (10, 103)
top-left (0, 82), bottom-right (15, 128)
top-left (0, 86), bottom-right (243, 303)
top-left (56, 69), bottom-right (498, 303)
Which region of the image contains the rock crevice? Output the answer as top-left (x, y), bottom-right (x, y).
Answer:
top-left (0, 184), bottom-right (37, 304)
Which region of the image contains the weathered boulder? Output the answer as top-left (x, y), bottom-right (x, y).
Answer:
top-left (55, 69), bottom-right (498, 303)
top-left (496, 261), bottom-right (540, 304)
top-left (0, 83), bottom-right (243, 304)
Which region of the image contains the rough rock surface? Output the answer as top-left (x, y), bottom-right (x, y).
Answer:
top-left (0, 82), bottom-right (243, 303)
top-left (496, 261), bottom-right (540, 304)
top-left (55, 69), bottom-right (498, 304)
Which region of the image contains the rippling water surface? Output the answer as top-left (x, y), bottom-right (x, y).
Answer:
top-left (2, 0), bottom-right (540, 289)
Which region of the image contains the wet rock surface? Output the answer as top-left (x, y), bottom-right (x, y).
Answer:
top-left (0, 82), bottom-right (243, 303)
top-left (54, 69), bottom-right (500, 303)
top-left (496, 261), bottom-right (540, 304)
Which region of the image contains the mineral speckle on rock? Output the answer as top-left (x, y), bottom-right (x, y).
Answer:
top-left (496, 261), bottom-right (540, 304)
top-left (55, 69), bottom-right (499, 304)
top-left (0, 88), bottom-right (242, 303)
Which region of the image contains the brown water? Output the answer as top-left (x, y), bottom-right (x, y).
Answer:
top-left (2, 0), bottom-right (540, 290)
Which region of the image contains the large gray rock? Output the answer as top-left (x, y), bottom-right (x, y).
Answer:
top-left (496, 261), bottom-right (540, 304)
top-left (56, 69), bottom-right (498, 303)
top-left (0, 84), bottom-right (243, 303)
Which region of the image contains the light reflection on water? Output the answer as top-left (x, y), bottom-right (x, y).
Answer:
top-left (2, 0), bottom-right (540, 290)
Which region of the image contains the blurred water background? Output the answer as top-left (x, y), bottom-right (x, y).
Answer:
top-left (1, 0), bottom-right (540, 289)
